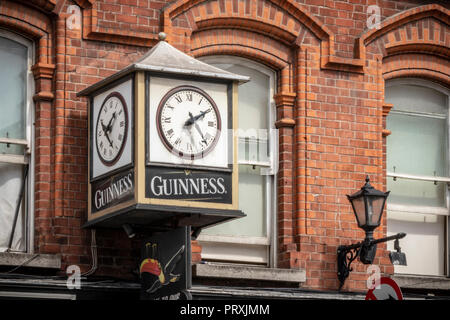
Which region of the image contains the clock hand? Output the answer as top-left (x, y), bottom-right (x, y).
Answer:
top-left (194, 122), bottom-right (208, 145)
top-left (106, 112), bottom-right (117, 132)
top-left (104, 131), bottom-right (113, 147)
top-left (100, 119), bottom-right (108, 133)
top-left (184, 109), bottom-right (211, 126)
top-left (185, 112), bottom-right (207, 145)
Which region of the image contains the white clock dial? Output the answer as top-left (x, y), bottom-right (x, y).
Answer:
top-left (157, 86), bottom-right (221, 159)
top-left (95, 92), bottom-right (128, 165)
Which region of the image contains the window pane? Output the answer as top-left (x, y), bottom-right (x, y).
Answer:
top-left (0, 163), bottom-right (25, 251)
top-left (238, 136), bottom-right (270, 164)
top-left (387, 114), bottom-right (447, 177)
top-left (387, 179), bottom-right (447, 207)
top-left (387, 211), bottom-right (445, 276)
top-left (203, 165), bottom-right (266, 237)
top-left (201, 59), bottom-right (272, 239)
top-left (217, 64), bottom-right (269, 130)
top-left (385, 84), bottom-right (447, 115)
top-left (0, 36), bottom-right (27, 155)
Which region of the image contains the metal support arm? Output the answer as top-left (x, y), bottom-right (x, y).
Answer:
top-left (337, 232), bottom-right (406, 290)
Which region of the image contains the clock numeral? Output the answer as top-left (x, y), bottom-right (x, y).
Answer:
top-left (99, 141), bottom-right (104, 149)
top-left (120, 121), bottom-right (125, 127)
top-left (198, 97), bottom-right (203, 105)
top-left (174, 95), bottom-right (183, 103)
top-left (163, 117), bottom-right (171, 123)
top-left (118, 109), bottom-right (123, 115)
top-left (208, 121), bottom-right (215, 127)
top-left (186, 142), bottom-right (193, 153)
top-left (166, 104), bottom-right (174, 109)
top-left (166, 129), bottom-right (174, 138)
top-left (186, 92), bottom-right (193, 101)
top-left (174, 137), bottom-right (181, 146)
top-left (204, 132), bottom-right (212, 141)
top-left (118, 134), bottom-right (123, 141)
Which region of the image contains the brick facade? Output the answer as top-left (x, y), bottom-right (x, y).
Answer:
top-left (0, 0), bottom-right (449, 292)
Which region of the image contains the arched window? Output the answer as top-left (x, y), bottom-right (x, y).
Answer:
top-left (0, 29), bottom-right (34, 252)
top-left (198, 56), bottom-right (277, 266)
top-left (385, 78), bottom-right (449, 276)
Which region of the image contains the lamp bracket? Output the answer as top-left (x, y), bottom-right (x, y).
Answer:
top-left (337, 243), bottom-right (363, 291)
top-left (337, 232), bottom-right (406, 291)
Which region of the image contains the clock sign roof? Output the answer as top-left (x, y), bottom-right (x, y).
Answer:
top-left (78, 33), bottom-right (249, 97)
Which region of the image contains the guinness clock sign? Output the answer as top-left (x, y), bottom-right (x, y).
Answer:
top-left (78, 34), bottom-right (248, 231)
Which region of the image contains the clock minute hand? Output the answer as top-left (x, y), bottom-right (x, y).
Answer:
top-left (106, 112), bottom-right (116, 132)
top-left (194, 109), bottom-right (211, 122)
top-left (184, 109), bottom-right (211, 126)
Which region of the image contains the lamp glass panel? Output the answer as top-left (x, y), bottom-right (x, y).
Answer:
top-left (351, 196), bottom-right (366, 227)
top-left (367, 196), bottom-right (385, 226)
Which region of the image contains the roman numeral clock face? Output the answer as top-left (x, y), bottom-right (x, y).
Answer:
top-left (157, 86), bottom-right (221, 159)
top-left (95, 92), bottom-right (128, 165)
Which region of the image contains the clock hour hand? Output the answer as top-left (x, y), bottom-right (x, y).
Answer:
top-left (104, 130), bottom-right (113, 147)
top-left (100, 119), bottom-right (108, 133)
top-left (190, 113), bottom-right (208, 145)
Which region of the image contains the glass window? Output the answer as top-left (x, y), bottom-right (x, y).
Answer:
top-left (0, 36), bottom-right (28, 155)
top-left (198, 56), bottom-right (277, 265)
top-left (386, 79), bottom-right (449, 276)
top-left (0, 30), bottom-right (33, 253)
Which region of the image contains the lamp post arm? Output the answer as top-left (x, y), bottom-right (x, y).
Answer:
top-left (369, 232), bottom-right (406, 246)
top-left (337, 232), bottom-right (406, 291)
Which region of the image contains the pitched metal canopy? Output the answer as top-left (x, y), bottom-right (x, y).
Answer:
top-left (78, 33), bottom-right (249, 96)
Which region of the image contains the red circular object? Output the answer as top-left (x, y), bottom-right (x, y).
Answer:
top-left (365, 277), bottom-right (403, 300)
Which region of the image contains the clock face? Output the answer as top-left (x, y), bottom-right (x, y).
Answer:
top-left (156, 86), bottom-right (221, 159)
top-left (95, 92), bottom-right (128, 166)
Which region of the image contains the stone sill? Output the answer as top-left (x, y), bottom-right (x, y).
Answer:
top-left (193, 263), bottom-right (306, 284)
top-left (392, 274), bottom-right (450, 291)
top-left (0, 252), bottom-right (61, 270)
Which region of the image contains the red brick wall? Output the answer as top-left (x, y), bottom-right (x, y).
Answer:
top-left (1, 0), bottom-right (449, 290)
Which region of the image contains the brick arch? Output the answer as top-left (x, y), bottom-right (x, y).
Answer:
top-left (162, 0), bottom-right (331, 42)
top-left (191, 29), bottom-right (291, 70)
top-left (28, 0), bottom-right (57, 12)
top-left (359, 4), bottom-right (450, 49)
top-left (356, 4), bottom-right (450, 123)
top-left (357, 4), bottom-right (450, 79)
top-left (0, 0), bottom-right (54, 65)
top-left (160, 0), bottom-right (361, 73)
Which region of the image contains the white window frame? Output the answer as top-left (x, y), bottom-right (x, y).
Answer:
top-left (0, 29), bottom-right (35, 253)
top-left (198, 56), bottom-right (278, 267)
top-left (385, 78), bottom-right (450, 276)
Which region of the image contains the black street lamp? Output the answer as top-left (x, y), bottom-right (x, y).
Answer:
top-left (337, 176), bottom-right (406, 290)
